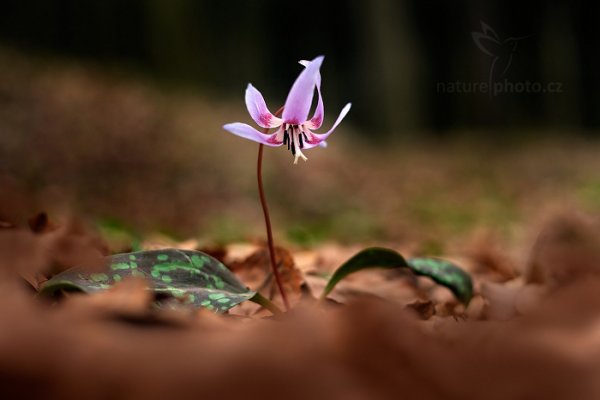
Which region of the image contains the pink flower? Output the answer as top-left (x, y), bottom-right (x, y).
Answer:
top-left (223, 56), bottom-right (352, 164)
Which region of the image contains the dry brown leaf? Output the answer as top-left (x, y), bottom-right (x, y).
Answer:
top-left (28, 212), bottom-right (58, 234)
top-left (141, 235), bottom-right (200, 251)
top-left (466, 230), bottom-right (518, 281)
top-left (60, 277), bottom-right (152, 316)
top-left (405, 299), bottom-right (436, 320)
top-left (230, 245), bottom-right (303, 295)
top-left (527, 213), bottom-right (600, 288)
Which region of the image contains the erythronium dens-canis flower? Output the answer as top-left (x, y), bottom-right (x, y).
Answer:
top-left (223, 56), bottom-right (352, 164)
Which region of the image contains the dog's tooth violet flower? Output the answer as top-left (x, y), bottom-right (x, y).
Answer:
top-left (223, 56), bottom-right (352, 164)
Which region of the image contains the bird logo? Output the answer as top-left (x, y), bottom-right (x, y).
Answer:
top-left (472, 21), bottom-right (529, 84)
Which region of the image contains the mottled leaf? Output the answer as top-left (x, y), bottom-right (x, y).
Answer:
top-left (320, 247), bottom-right (473, 305)
top-left (406, 257), bottom-right (473, 305)
top-left (39, 248), bottom-right (256, 313)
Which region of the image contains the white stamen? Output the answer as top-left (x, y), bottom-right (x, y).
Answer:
top-left (293, 150), bottom-right (308, 164)
top-left (284, 123), bottom-right (310, 164)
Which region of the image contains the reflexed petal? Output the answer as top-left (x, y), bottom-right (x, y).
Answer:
top-left (306, 85), bottom-right (324, 129)
top-left (303, 103), bottom-right (352, 149)
top-left (245, 84), bottom-right (283, 128)
top-left (223, 123), bottom-right (283, 146)
top-left (283, 56), bottom-right (324, 124)
top-left (299, 59), bottom-right (324, 130)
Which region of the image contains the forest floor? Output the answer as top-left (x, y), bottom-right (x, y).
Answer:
top-left (1, 48), bottom-right (600, 399)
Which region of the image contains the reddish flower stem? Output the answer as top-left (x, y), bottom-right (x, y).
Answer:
top-left (257, 106), bottom-right (289, 311)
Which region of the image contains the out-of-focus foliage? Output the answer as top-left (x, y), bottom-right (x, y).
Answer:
top-left (0, 0), bottom-right (598, 133)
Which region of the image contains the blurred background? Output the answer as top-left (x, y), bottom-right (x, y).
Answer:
top-left (0, 0), bottom-right (598, 251)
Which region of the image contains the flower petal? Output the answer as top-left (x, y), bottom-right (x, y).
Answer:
top-left (303, 103), bottom-right (352, 149)
top-left (282, 56), bottom-right (324, 124)
top-left (299, 60), bottom-right (324, 130)
top-left (223, 123), bottom-right (282, 146)
top-left (245, 84), bottom-right (283, 129)
top-left (298, 60), bottom-right (321, 87)
top-left (306, 85), bottom-right (324, 129)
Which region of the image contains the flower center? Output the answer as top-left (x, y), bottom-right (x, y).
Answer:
top-left (283, 124), bottom-right (309, 164)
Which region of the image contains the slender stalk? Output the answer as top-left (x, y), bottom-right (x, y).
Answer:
top-left (250, 292), bottom-right (283, 316)
top-left (257, 106), bottom-right (290, 311)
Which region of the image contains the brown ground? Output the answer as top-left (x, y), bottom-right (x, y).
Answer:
top-left (1, 48), bottom-right (600, 399)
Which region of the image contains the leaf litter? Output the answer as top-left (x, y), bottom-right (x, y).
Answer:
top-left (2, 49), bottom-right (600, 398)
top-left (0, 203), bottom-right (598, 399)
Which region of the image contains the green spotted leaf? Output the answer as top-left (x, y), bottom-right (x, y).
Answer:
top-left (320, 247), bottom-right (473, 305)
top-left (406, 257), bottom-right (473, 305)
top-left (39, 249), bottom-right (258, 313)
